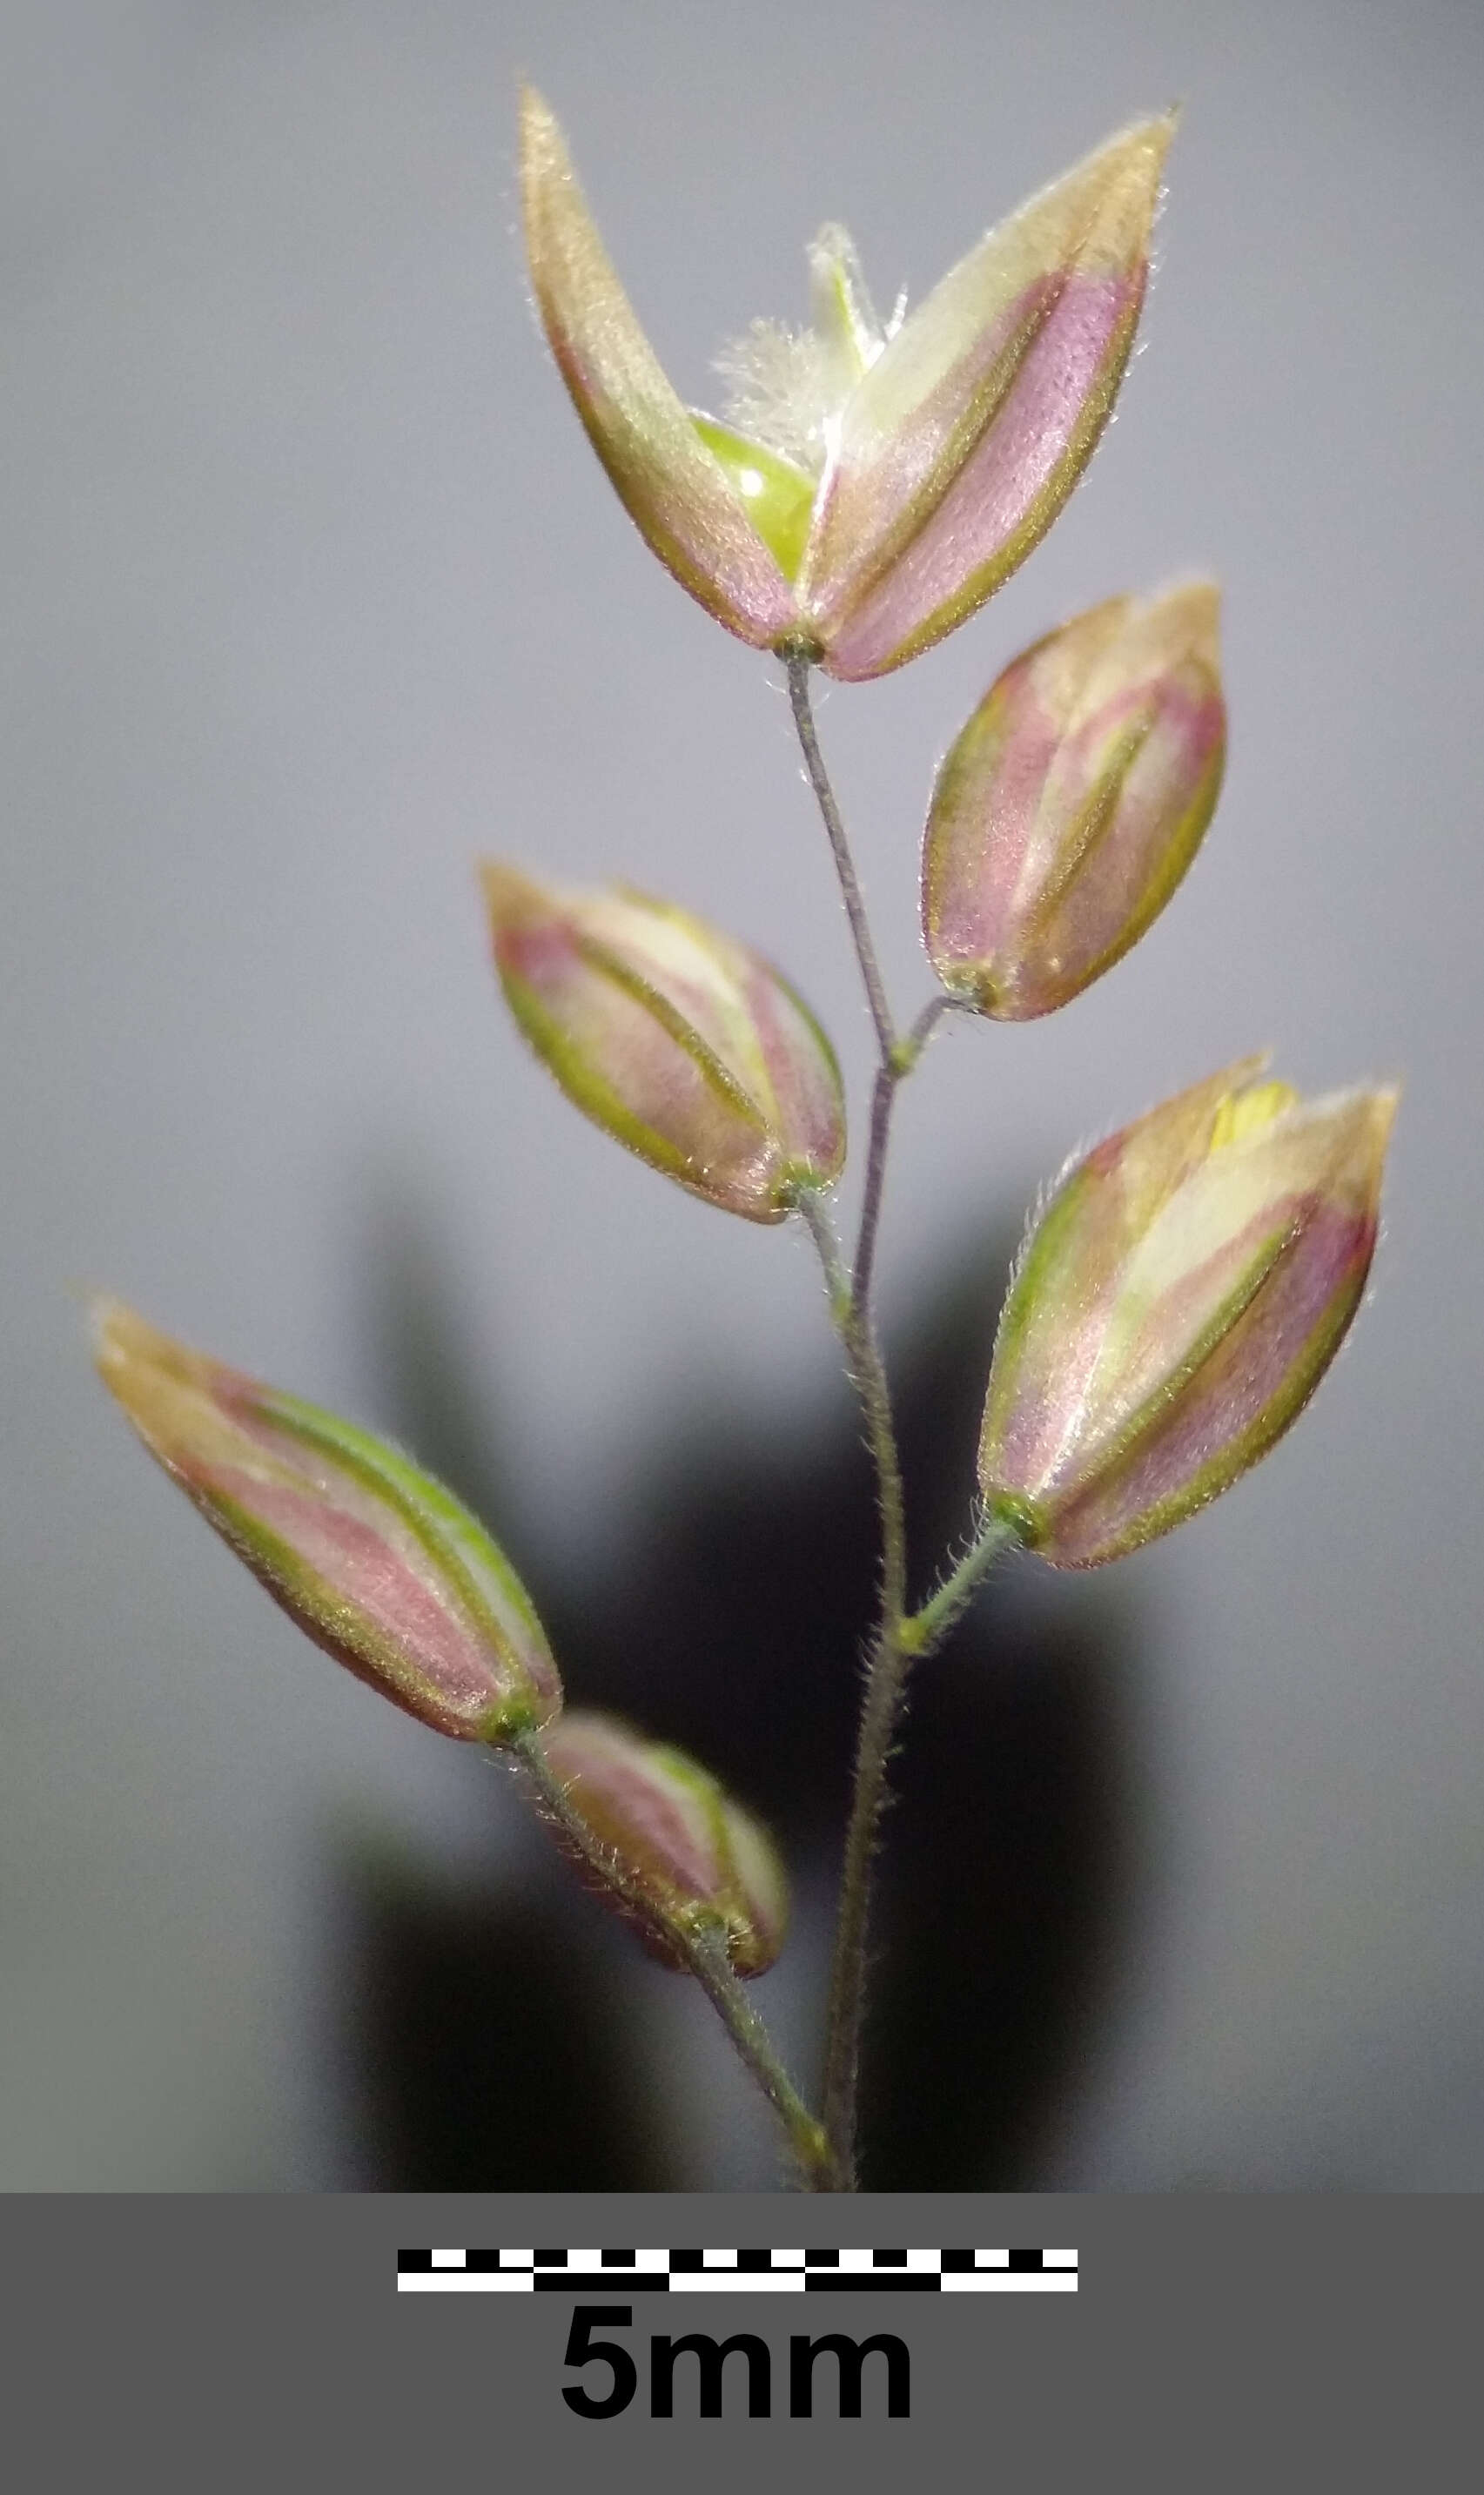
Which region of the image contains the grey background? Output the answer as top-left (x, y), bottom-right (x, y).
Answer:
top-left (5, 0), bottom-right (1481, 2189)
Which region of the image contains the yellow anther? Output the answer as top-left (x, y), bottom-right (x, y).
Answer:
top-left (1209, 1079), bottom-right (1299, 1153)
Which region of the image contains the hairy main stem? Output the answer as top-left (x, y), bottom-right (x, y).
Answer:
top-left (787, 655), bottom-right (896, 1064)
top-left (817, 1511), bottom-right (1020, 2174)
top-left (787, 655), bottom-right (965, 2187)
top-left (794, 1188), bottom-right (907, 1644)
top-left (513, 1728), bottom-right (838, 2189)
top-left (856, 994), bottom-right (959, 1310)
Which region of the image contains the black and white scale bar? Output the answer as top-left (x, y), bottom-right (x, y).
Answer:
top-left (397, 2248), bottom-right (1077, 2294)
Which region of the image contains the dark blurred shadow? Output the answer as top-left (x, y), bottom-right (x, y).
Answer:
top-left (346, 1843), bottom-right (671, 2190)
top-left (341, 1180), bottom-right (1143, 2190)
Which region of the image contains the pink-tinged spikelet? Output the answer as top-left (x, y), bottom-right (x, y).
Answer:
top-left (923, 582), bottom-right (1225, 1018)
top-left (978, 1066), bottom-right (1398, 1565)
top-left (520, 87), bottom-right (1173, 678)
top-left (481, 862), bottom-right (845, 1221)
top-left (799, 118), bottom-right (1174, 679)
top-left (539, 1712), bottom-right (789, 1976)
top-left (93, 1300), bottom-right (561, 1738)
top-left (519, 89), bottom-right (798, 653)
